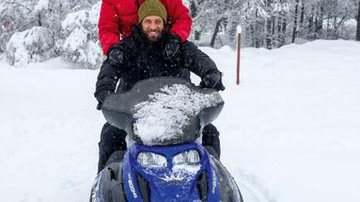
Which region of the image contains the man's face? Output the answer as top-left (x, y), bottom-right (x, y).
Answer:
top-left (141, 15), bottom-right (164, 42)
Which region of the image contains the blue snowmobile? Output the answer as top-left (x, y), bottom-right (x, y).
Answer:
top-left (90, 77), bottom-right (243, 202)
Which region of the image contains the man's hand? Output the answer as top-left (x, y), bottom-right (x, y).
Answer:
top-left (94, 61), bottom-right (120, 110)
top-left (202, 69), bottom-right (225, 91)
top-left (107, 44), bottom-right (125, 67)
top-left (164, 34), bottom-right (181, 60)
top-left (94, 87), bottom-right (112, 110)
top-left (94, 77), bottom-right (117, 110)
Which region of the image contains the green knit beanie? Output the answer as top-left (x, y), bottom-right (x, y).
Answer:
top-left (138, 0), bottom-right (167, 23)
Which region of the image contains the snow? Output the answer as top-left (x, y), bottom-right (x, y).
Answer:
top-left (89, 2), bottom-right (102, 25)
top-left (63, 27), bottom-right (88, 51)
top-left (60, 2), bottom-right (103, 69)
top-left (133, 84), bottom-right (222, 145)
top-left (62, 10), bottom-right (90, 34)
top-left (237, 25), bottom-right (242, 34)
top-left (5, 26), bottom-right (54, 66)
top-left (34, 0), bottom-right (49, 12)
top-left (344, 19), bottom-right (357, 27)
top-left (1, 39), bottom-right (360, 202)
top-left (61, 2), bottom-right (101, 33)
top-left (172, 164), bottom-right (201, 176)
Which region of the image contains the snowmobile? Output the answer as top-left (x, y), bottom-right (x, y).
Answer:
top-left (90, 77), bottom-right (243, 202)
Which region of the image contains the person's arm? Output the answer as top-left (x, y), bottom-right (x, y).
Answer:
top-left (181, 42), bottom-right (217, 77)
top-left (181, 41), bottom-right (225, 91)
top-left (165, 0), bottom-right (192, 42)
top-left (98, 0), bottom-right (121, 55)
top-left (94, 60), bottom-right (121, 109)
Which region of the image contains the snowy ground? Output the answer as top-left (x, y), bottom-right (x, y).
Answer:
top-left (1, 40), bottom-right (360, 202)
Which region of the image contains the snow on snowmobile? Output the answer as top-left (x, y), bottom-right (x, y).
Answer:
top-left (90, 77), bottom-right (243, 202)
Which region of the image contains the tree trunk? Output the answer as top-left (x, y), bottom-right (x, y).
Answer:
top-left (255, 20), bottom-right (261, 48)
top-left (272, 16), bottom-right (276, 48)
top-left (266, 0), bottom-right (273, 48)
top-left (266, 18), bottom-right (273, 49)
top-left (357, 0), bottom-right (360, 41)
top-left (37, 13), bottom-right (42, 26)
top-left (308, 5), bottom-right (315, 38)
top-left (300, 0), bottom-right (305, 26)
top-left (250, 24), bottom-right (255, 47)
top-left (315, 2), bottom-right (324, 37)
top-left (194, 31), bottom-right (201, 41)
top-left (190, 0), bottom-right (197, 18)
top-left (281, 16), bottom-right (287, 46)
top-left (332, 16), bottom-right (337, 39)
top-left (292, 0), bottom-right (299, 43)
top-left (210, 17), bottom-right (226, 48)
top-left (277, 15), bottom-right (282, 47)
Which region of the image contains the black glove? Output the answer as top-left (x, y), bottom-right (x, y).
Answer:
top-left (164, 34), bottom-right (181, 60)
top-left (94, 61), bottom-right (119, 110)
top-left (107, 37), bottom-right (137, 66)
top-left (201, 69), bottom-right (225, 91)
top-left (94, 86), bottom-right (113, 110)
top-left (107, 44), bottom-right (125, 67)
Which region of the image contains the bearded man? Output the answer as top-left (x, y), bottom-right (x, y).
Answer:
top-left (95, 0), bottom-right (225, 173)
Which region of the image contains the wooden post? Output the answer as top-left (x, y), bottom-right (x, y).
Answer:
top-left (236, 26), bottom-right (242, 85)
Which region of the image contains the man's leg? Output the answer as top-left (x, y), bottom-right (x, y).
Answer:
top-left (202, 124), bottom-right (221, 159)
top-left (98, 123), bottom-right (127, 173)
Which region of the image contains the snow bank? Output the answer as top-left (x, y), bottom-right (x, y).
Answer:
top-left (133, 84), bottom-right (223, 145)
top-left (1, 40), bottom-right (360, 202)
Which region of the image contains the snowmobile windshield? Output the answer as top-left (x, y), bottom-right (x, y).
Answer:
top-left (101, 77), bottom-right (224, 146)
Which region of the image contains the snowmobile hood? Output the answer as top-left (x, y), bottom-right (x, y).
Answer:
top-left (101, 77), bottom-right (224, 146)
top-left (122, 142), bottom-right (221, 201)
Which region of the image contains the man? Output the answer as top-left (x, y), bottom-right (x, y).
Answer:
top-left (98, 0), bottom-right (192, 66)
top-left (95, 0), bottom-right (225, 173)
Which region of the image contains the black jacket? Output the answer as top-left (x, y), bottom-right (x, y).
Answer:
top-left (96, 27), bottom-right (219, 92)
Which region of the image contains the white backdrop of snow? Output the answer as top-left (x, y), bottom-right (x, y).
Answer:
top-left (1, 39), bottom-right (360, 202)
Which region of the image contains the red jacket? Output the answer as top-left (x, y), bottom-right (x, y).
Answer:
top-left (98, 0), bottom-right (192, 55)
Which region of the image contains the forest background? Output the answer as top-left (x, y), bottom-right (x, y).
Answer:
top-left (1, 0), bottom-right (359, 68)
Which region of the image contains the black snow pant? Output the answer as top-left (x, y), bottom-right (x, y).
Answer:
top-left (97, 123), bottom-right (221, 173)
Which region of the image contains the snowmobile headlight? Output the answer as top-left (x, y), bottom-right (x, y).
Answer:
top-left (172, 149), bottom-right (200, 165)
top-left (137, 152), bottom-right (167, 168)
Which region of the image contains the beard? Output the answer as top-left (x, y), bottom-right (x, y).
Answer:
top-left (142, 28), bottom-right (163, 42)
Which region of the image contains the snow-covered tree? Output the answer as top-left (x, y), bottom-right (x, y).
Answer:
top-left (239, 0), bottom-right (357, 48)
top-left (2, 0), bottom-right (360, 67)
top-left (0, 0), bottom-right (37, 52)
top-left (5, 26), bottom-right (55, 66)
top-left (1, 0), bottom-right (102, 67)
top-left (60, 2), bottom-right (103, 69)
top-left (190, 0), bottom-right (243, 48)
top-left (241, 0), bottom-right (269, 48)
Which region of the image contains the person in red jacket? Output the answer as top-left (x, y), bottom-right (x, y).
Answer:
top-left (98, 0), bottom-right (192, 65)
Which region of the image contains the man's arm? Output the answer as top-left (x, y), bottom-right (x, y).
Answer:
top-left (98, 0), bottom-right (121, 55)
top-left (181, 42), bottom-right (218, 78)
top-left (181, 41), bottom-right (225, 91)
top-left (94, 60), bottom-right (121, 109)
